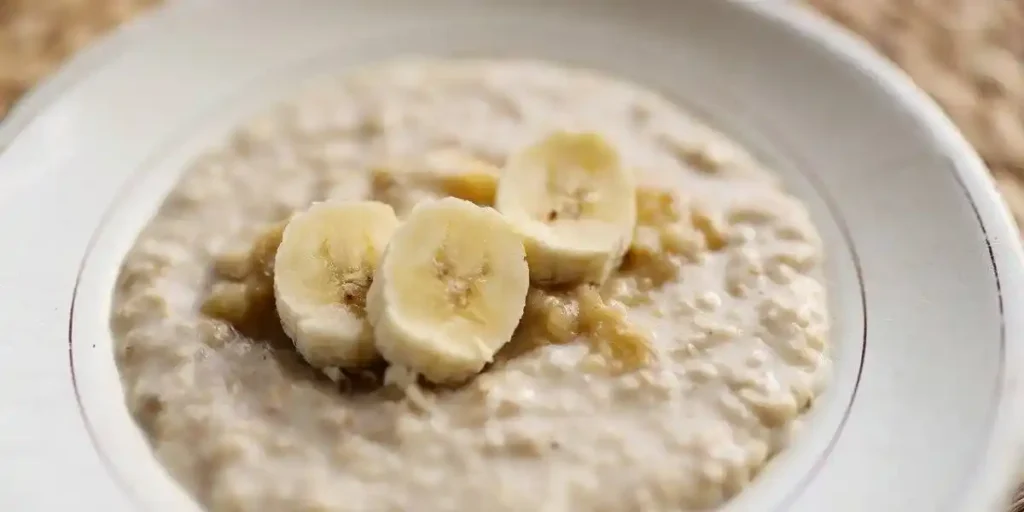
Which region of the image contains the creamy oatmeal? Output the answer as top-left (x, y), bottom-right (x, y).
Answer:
top-left (111, 59), bottom-right (830, 512)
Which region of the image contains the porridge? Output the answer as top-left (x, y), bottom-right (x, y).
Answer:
top-left (111, 59), bottom-right (830, 512)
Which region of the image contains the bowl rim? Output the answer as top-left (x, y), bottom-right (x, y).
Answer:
top-left (750, 3), bottom-right (1024, 510)
top-left (1, 1), bottom-right (1022, 510)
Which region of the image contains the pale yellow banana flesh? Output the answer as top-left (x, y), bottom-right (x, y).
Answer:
top-left (496, 131), bottom-right (637, 285)
top-left (366, 197), bottom-right (529, 384)
top-left (274, 200), bottom-right (400, 369)
top-left (372, 148), bottom-right (500, 212)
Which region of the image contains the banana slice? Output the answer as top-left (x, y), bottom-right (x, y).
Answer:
top-left (495, 131), bottom-right (637, 285)
top-left (274, 200), bottom-right (400, 369)
top-left (421, 148), bottom-right (501, 205)
top-left (366, 197), bottom-right (529, 384)
top-left (372, 148), bottom-right (501, 215)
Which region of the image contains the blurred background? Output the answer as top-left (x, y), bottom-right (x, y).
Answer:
top-left (1, 0), bottom-right (1022, 508)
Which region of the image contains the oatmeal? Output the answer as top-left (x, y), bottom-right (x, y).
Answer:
top-left (111, 59), bottom-right (830, 511)
top-left (201, 221), bottom-right (285, 329)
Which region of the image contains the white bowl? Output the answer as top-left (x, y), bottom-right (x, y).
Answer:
top-left (0, 1), bottom-right (1022, 510)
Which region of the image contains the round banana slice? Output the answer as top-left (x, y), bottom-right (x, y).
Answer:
top-left (495, 131), bottom-right (638, 285)
top-left (371, 148), bottom-right (501, 215)
top-left (274, 200), bottom-right (400, 369)
top-left (366, 197), bottom-right (530, 384)
top-left (425, 149), bottom-right (501, 206)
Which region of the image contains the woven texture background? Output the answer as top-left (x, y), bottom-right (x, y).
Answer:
top-left (1, 0), bottom-right (1022, 508)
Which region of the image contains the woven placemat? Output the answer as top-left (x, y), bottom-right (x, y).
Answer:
top-left (2, 0), bottom-right (1022, 508)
